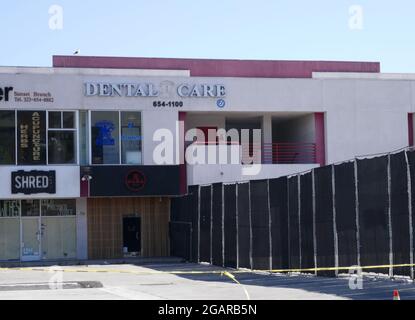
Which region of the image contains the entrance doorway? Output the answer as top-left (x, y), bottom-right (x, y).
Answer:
top-left (21, 217), bottom-right (41, 261)
top-left (18, 199), bottom-right (77, 262)
top-left (21, 200), bottom-right (42, 261)
top-left (123, 217), bottom-right (141, 256)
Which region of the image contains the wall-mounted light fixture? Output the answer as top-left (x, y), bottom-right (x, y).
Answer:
top-left (81, 175), bottom-right (93, 182)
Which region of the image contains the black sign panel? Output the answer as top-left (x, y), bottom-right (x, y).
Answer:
top-left (17, 111), bottom-right (46, 165)
top-left (83, 165), bottom-right (181, 197)
top-left (12, 170), bottom-right (56, 195)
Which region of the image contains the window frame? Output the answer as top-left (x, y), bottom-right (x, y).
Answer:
top-left (0, 199), bottom-right (77, 218)
top-left (46, 110), bottom-right (78, 165)
top-left (0, 200), bottom-right (20, 218)
top-left (0, 109), bottom-right (79, 166)
top-left (89, 110), bottom-right (143, 166)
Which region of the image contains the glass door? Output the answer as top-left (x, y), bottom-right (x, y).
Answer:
top-left (21, 200), bottom-right (41, 261)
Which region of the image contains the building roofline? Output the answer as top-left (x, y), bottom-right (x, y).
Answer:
top-left (0, 66), bottom-right (190, 77)
top-left (313, 72), bottom-right (415, 80)
top-left (53, 55), bottom-right (381, 78)
top-left (52, 54), bottom-right (379, 64)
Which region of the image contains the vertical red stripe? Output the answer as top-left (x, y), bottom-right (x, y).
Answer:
top-left (179, 112), bottom-right (187, 194)
top-left (315, 113), bottom-right (326, 166)
top-left (408, 113), bottom-right (414, 146)
top-left (80, 180), bottom-right (89, 197)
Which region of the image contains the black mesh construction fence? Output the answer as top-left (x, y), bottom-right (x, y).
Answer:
top-left (357, 156), bottom-right (390, 273)
top-left (390, 151), bottom-right (411, 276)
top-left (250, 180), bottom-right (271, 270)
top-left (300, 172), bottom-right (315, 271)
top-left (199, 185), bottom-right (212, 264)
top-left (170, 149), bottom-right (415, 279)
top-left (237, 183), bottom-right (251, 269)
top-left (288, 176), bottom-right (300, 270)
top-left (224, 184), bottom-right (237, 268)
top-left (334, 161), bottom-right (358, 269)
top-left (314, 165), bottom-right (335, 277)
top-left (211, 183), bottom-right (223, 266)
top-left (269, 177), bottom-right (289, 270)
top-left (188, 185), bottom-right (199, 263)
top-left (406, 150), bottom-right (415, 278)
top-left (170, 195), bottom-right (192, 261)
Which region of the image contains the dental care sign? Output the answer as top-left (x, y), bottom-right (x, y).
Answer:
top-left (84, 82), bottom-right (226, 98)
top-left (12, 170), bottom-right (56, 195)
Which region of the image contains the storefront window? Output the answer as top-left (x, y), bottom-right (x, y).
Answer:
top-left (91, 111), bottom-right (120, 164)
top-left (91, 111), bottom-right (142, 165)
top-left (0, 199), bottom-right (78, 262)
top-left (0, 200), bottom-right (20, 261)
top-left (41, 199), bottom-right (76, 216)
top-left (0, 200), bottom-right (20, 217)
top-left (121, 112), bottom-right (142, 164)
top-left (0, 110), bottom-right (78, 166)
top-left (0, 111), bottom-right (16, 165)
top-left (48, 111), bottom-right (77, 164)
top-left (48, 131), bottom-right (76, 164)
top-left (17, 111), bottom-right (47, 165)
top-left (48, 112), bottom-right (61, 129)
top-left (41, 199), bottom-right (77, 259)
top-left (21, 200), bottom-right (40, 217)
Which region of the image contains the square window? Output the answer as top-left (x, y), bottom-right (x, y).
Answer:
top-left (49, 112), bottom-right (61, 129)
top-left (48, 131), bottom-right (76, 164)
top-left (63, 112), bottom-right (75, 129)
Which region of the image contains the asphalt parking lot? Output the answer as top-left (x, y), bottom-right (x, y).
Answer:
top-left (0, 262), bottom-right (414, 300)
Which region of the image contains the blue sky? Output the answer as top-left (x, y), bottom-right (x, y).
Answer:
top-left (1, 0), bottom-right (415, 72)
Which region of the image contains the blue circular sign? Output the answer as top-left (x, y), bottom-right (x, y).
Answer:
top-left (217, 99), bottom-right (226, 108)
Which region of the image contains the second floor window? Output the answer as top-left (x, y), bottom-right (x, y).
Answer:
top-left (91, 111), bottom-right (142, 165)
top-left (0, 111), bottom-right (16, 165)
top-left (0, 110), bottom-right (78, 166)
top-left (48, 111), bottom-right (77, 164)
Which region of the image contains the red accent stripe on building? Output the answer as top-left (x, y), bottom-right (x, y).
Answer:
top-left (315, 113), bottom-right (326, 167)
top-left (409, 113), bottom-right (414, 146)
top-left (179, 112), bottom-right (187, 195)
top-left (53, 56), bottom-right (380, 78)
top-left (80, 180), bottom-right (89, 197)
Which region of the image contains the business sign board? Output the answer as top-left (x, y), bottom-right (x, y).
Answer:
top-left (17, 111), bottom-right (46, 165)
top-left (83, 165), bottom-right (181, 197)
top-left (11, 170), bottom-right (56, 195)
top-left (84, 82), bottom-right (226, 98)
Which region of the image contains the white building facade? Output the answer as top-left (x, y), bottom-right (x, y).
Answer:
top-left (0, 57), bottom-right (413, 262)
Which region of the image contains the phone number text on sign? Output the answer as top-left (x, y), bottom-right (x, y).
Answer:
top-left (153, 101), bottom-right (184, 108)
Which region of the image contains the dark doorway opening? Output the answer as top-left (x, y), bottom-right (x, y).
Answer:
top-left (123, 217), bottom-right (141, 255)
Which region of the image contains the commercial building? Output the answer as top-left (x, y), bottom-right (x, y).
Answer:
top-left (0, 56), bottom-right (413, 262)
